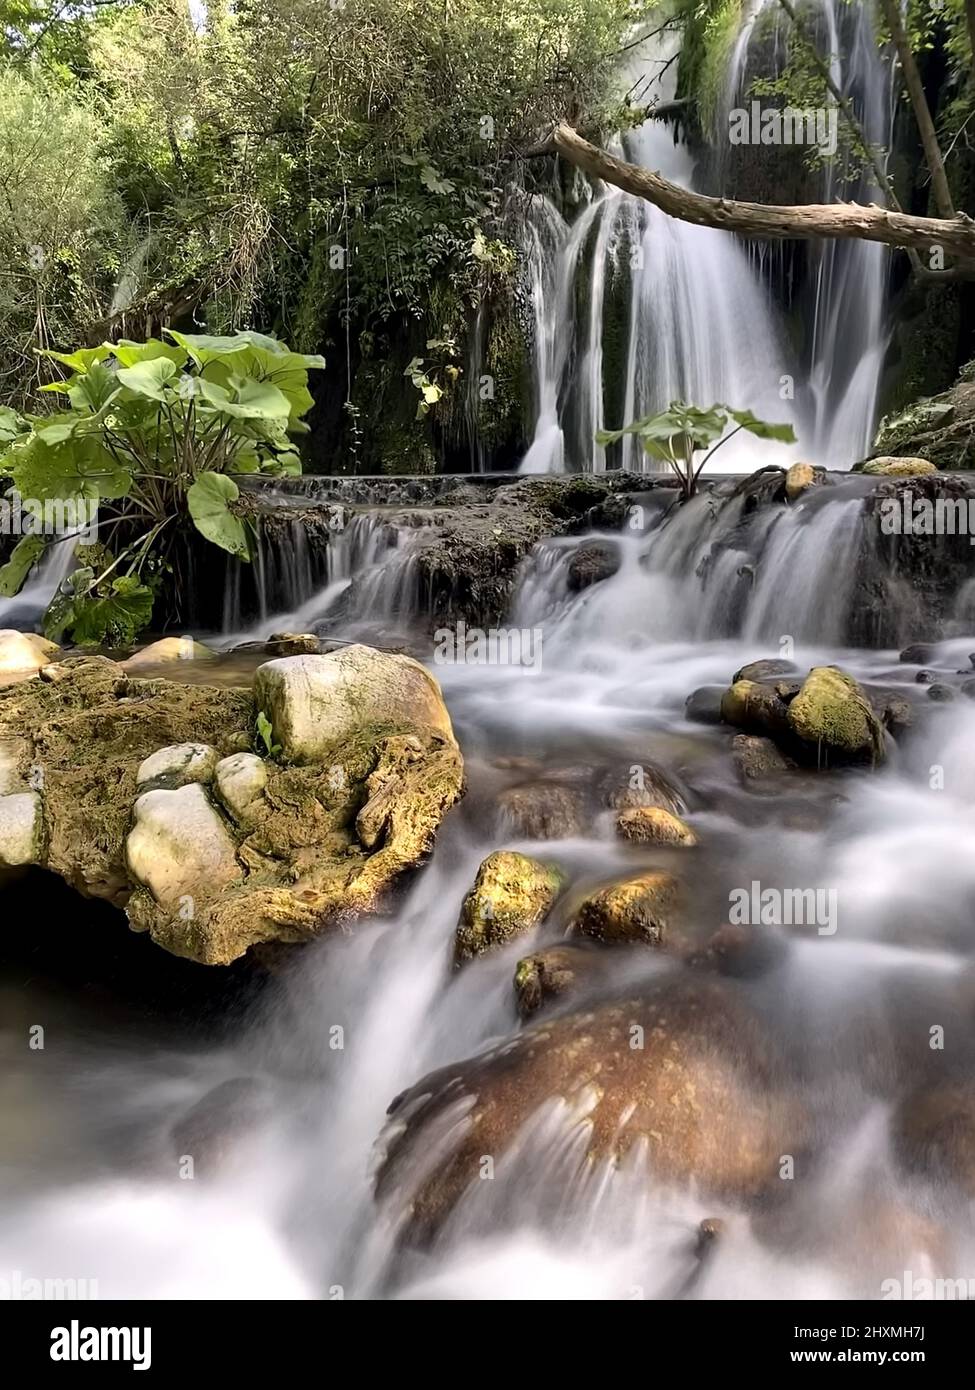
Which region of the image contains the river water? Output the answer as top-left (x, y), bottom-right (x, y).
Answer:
top-left (2, 492), bottom-right (975, 1300)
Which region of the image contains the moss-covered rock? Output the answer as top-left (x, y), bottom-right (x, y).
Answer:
top-left (786, 666), bottom-right (886, 766)
top-left (513, 943), bottom-right (609, 1019)
top-left (573, 870), bottom-right (682, 948)
top-left (0, 650), bottom-right (464, 965)
top-left (615, 806), bottom-right (698, 846)
top-left (455, 850), bottom-right (565, 964)
top-left (861, 456), bottom-right (937, 477)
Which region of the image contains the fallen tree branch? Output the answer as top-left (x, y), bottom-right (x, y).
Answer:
top-left (552, 122), bottom-right (975, 263)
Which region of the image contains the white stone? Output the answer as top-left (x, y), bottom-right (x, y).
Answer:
top-left (252, 645), bottom-right (454, 763)
top-left (0, 630), bottom-right (59, 674)
top-left (136, 743), bottom-right (219, 789)
top-left (125, 636), bottom-right (216, 669)
top-left (0, 792), bottom-right (43, 866)
top-left (126, 782), bottom-right (239, 909)
top-left (215, 753), bottom-right (268, 824)
top-left (0, 737), bottom-right (29, 795)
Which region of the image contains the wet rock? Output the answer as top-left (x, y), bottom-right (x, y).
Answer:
top-left (892, 1083), bottom-right (975, 1196)
top-left (720, 679), bottom-right (791, 739)
top-left (455, 851), bottom-right (565, 964)
top-left (927, 683), bottom-right (956, 703)
top-left (513, 944), bottom-right (609, 1019)
top-left (0, 792), bottom-right (43, 866)
top-left (0, 736), bottom-right (29, 795)
top-left (732, 734), bottom-right (796, 784)
top-left (253, 645), bottom-right (454, 763)
top-left (0, 629), bottom-right (59, 675)
top-left (684, 686), bottom-right (725, 725)
top-left (566, 541), bottom-right (621, 592)
top-left (784, 462), bottom-right (818, 501)
top-left (863, 685), bottom-right (915, 737)
top-left (915, 669), bottom-right (937, 685)
top-left (962, 680), bottom-right (975, 700)
top-left (170, 1077), bottom-right (269, 1173)
top-left (265, 632), bottom-right (320, 656)
top-left (214, 752), bottom-right (268, 826)
top-left (732, 658), bottom-right (798, 684)
top-left (686, 922), bottom-right (788, 978)
top-left (599, 763), bottom-right (685, 816)
top-left (126, 782), bottom-right (240, 911)
top-left (786, 666), bottom-right (886, 766)
top-left (496, 782), bottom-right (586, 839)
top-left (899, 643), bottom-right (936, 664)
top-left (573, 870), bottom-right (682, 948)
top-left (376, 977), bottom-right (807, 1245)
top-left (861, 456), bottom-right (938, 476)
top-left (124, 636), bottom-right (215, 668)
top-left (136, 742), bottom-right (219, 791)
top-left (615, 806), bottom-right (697, 846)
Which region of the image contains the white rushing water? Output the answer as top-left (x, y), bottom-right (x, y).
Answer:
top-left (3, 486), bottom-right (975, 1299)
top-left (518, 6), bottom-right (893, 476)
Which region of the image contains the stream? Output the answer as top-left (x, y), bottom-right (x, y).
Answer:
top-left (3, 495), bottom-right (975, 1300)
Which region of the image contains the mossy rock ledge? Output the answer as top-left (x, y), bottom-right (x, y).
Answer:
top-left (0, 646), bottom-right (463, 965)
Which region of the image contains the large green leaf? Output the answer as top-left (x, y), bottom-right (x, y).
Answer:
top-left (116, 356), bottom-right (180, 401)
top-left (0, 534), bottom-right (47, 596)
top-left (196, 374), bottom-right (291, 422)
top-left (186, 472), bottom-right (251, 559)
top-left (0, 407), bottom-right (25, 446)
top-left (108, 338), bottom-right (188, 370)
top-left (726, 407), bottom-right (797, 444)
top-left (166, 330), bottom-right (324, 425)
top-left (38, 346), bottom-right (111, 374)
top-left (6, 434), bottom-right (133, 503)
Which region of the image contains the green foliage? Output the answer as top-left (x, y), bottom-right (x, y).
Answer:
top-left (597, 400), bottom-right (796, 499)
top-left (0, 534), bottom-right (46, 595)
top-left (0, 329), bottom-right (324, 643)
top-left (255, 710), bottom-right (281, 759)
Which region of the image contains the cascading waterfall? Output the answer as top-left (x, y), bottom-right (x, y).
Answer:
top-left (721, 0), bottom-right (895, 464)
top-left (517, 9), bottom-right (895, 475)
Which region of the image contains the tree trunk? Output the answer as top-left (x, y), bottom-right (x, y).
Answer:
top-left (552, 123), bottom-right (975, 263)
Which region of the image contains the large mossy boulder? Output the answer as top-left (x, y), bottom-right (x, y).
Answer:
top-left (786, 666), bottom-right (886, 766)
top-left (0, 649), bottom-right (463, 964)
top-left (253, 644), bottom-right (455, 762)
top-left (375, 977), bottom-right (807, 1245)
top-left (454, 850), bottom-right (565, 964)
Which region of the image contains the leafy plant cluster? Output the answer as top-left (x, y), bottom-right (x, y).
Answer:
top-left (597, 400), bottom-right (796, 499)
top-left (0, 329), bottom-right (324, 644)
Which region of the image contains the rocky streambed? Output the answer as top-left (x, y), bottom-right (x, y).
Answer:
top-left (2, 466), bottom-right (975, 1298)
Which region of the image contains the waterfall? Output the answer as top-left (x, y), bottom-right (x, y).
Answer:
top-left (721, 0), bottom-right (895, 464)
top-left (517, 10), bottom-right (895, 476)
top-left (0, 536), bottom-right (76, 630)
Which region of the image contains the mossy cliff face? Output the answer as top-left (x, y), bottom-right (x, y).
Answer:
top-left (0, 649), bottom-right (463, 965)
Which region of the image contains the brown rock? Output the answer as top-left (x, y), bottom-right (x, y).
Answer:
top-left (573, 870), bottom-right (682, 947)
top-left (615, 806), bottom-right (697, 846)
